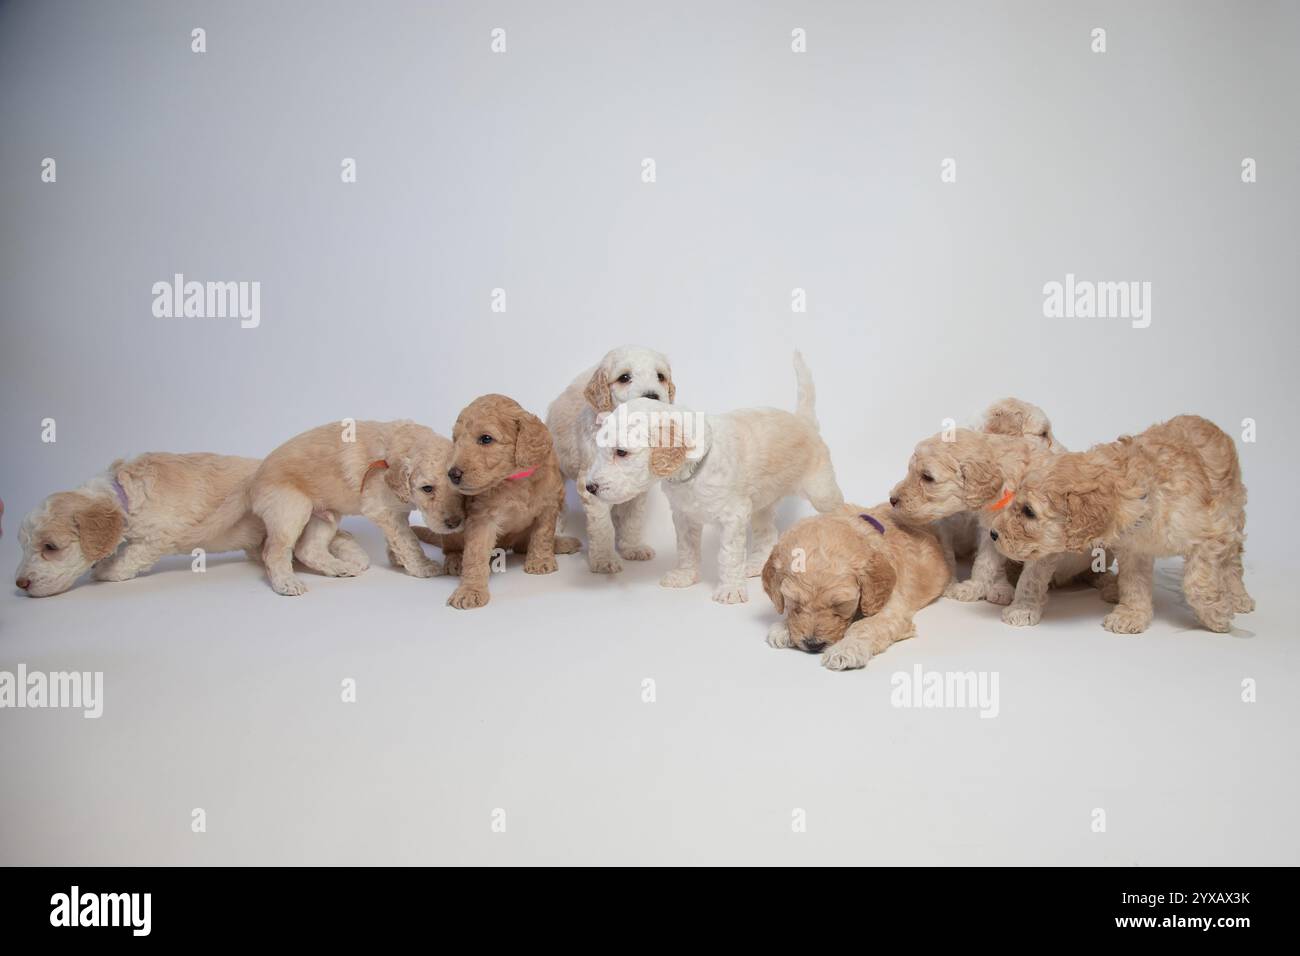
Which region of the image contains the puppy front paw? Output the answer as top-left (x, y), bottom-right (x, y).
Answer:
top-left (271, 575), bottom-right (309, 597)
top-left (743, 559), bottom-right (767, 578)
top-left (821, 641), bottom-right (872, 671)
top-left (712, 583), bottom-right (749, 604)
top-left (1002, 602), bottom-right (1043, 627)
top-left (448, 585), bottom-right (490, 609)
top-left (442, 552), bottom-right (463, 576)
top-left (766, 621), bottom-right (793, 648)
top-left (92, 561), bottom-right (137, 582)
top-left (617, 543), bottom-right (654, 561)
top-left (945, 580), bottom-right (986, 602)
top-left (659, 568), bottom-right (699, 589)
top-left (986, 580), bottom-right (1015, 606)
top-left (554, 536), bottom-right (582, 555)
top-left (1195, 605), bottom-right (1234, 634)
top-left (1102, 606), bottom-right (1151, 634)
top-left (403, 557), bottom-right (442, 578)
top-left (524, 554), bottom-right (558, 574)
top-left (588, 554), bottom-right (623, 574)
top-left (1232, 592), bottom-right (1255, 614)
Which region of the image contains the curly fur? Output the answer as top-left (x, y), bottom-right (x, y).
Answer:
top-left (762, 505), bottom-right (949, 671)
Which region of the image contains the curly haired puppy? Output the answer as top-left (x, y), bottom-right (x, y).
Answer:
top-left (442, 394), bottom-right (578, 609)
top-left (15, 453), bottom-right (267, 597)
top-left (584, 353), bottom-right (844, 604)
top-left (990, 415), bottom-right (1252, 634)
top-left (762, 505), bottom-right (949, 671)
top-left (251, 421), bottom-right (464, 596)
top-left (545, 345), bottom-right (674, 573)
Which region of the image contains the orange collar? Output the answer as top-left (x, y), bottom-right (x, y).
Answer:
top-left (989, 489), bottom-right (1014, 511)
top-left (505, 468), bottom-right (535, 481)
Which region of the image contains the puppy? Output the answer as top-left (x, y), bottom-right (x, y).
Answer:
top-left (990, 415), bottom-right (1252, 634)
top-left (250, 420), bottom-right (463, 596)
top-left (762, 505), bottom-right (949, 671)
top-left (443, 394), bottom-right (577, 609)
top-left (546, 345), bottom-right (674, 573)
top-left (584, 353), bottom-right (844, 603)
top-left (15, 453), bottom-right (266, 597)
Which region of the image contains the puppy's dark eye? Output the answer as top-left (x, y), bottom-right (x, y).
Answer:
top-left (615, 449), bottom-right (629, 458)
top-left (43, 542), bottom-right (58, 552)
top-left (1039, 431), bottom-right (1049, 438)
top-left (657, 372), bottom-right (666, 383)
top-left (478, 434), bottom-right (493, 445)
top-left (1021, 505), bottom-right (1036, 519)
top-left (420, 485), bottom-right (434, 494)
top-left (617, 373), bottom-right (632, 384)
top-left (921, 473), bottom-right (934, 483)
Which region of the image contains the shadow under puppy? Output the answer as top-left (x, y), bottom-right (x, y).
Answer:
top-left (439, 394), bottom-right (579, 609)
top-left (250, 420), bottom-right (464, 596)
top-left (15, 452), bottom-right (268, 597)
top-left (763, 505), bottom-right (949, 671)
top-left (545, 344), bottom-right (674, 573)
top-left (990, 414), bottom-right (1252, 634)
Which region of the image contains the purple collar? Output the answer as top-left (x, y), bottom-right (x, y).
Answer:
top-left (860, 513), bottom-right (885, 534)
top-left (111, 477), bottom-right (130, 512)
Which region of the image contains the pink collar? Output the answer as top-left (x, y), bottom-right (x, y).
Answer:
top-left (505, 468), bottom-right (535, 481)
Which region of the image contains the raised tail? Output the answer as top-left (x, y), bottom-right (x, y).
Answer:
top-left (793, 351), bottom-right (818, 428)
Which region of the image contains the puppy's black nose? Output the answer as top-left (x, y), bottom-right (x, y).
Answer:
top-left (444, 516), bottom-right (462, 530)
top-left (585, 482), bottom-right (599, 495)
top-left (16, 577), bottom-right (30, 590)
top-left (889, 496), bottom-right (899, 507)
top-left (447, 467), bottom-right (462, 485)
top-left (989, 529), bottom-right (999, 541)
top-left (802, 639), bottom-right (827, 654)
top-left (643, 391), bottom-right (660, 401)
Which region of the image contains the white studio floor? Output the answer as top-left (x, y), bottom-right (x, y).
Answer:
top-left (1, 511), bottom-right (1297, 867)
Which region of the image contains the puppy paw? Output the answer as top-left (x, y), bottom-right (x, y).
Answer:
top-left (1195, 606), bottom-right (1234, 634)
top-left (524, 554), bottom-right (558, 574)
top-left (271, 575), bottom-right (309, 597)
top-left (448, 585), bottom-right (489, 609)
top-left (92, 561), bottom-right (137, 583)
top-left (403, 557), bottom-right (442, 578)
top-left (1232, 592), bottom-right (1255, 614)
top-left (821, 641), bottom-right (872, 671)
top-left (766, 621), bottom-right (793, 649)
top-left (1102, 606), bottom-right (1151, 634)
top-left (1002, 602), bottom-right (1043, 627)
top-left (743, 559), bottom-right (767, 578)
top-left (945, 580), bottom-right (986, 602)
top-left (588, 555), bottom-right (623, 574)
top-left (712, 584), bottom-right (749, 604)
top-left (617, 544), bottom-right (654, 561)
top-left (986, 581), bottom-right (1015, 606)
top-left (660, 568), bottom-right (700, 589)
top-left (442, 552), bottom-right (463, 576)
top-left (554, 536), bottom-right (582, 555)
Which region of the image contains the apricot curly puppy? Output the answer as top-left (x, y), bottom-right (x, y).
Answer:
top-left (762, 505), bottom-right (949, 671)
top-left (15, 452), bottom-right (267, 597)
top-left (443, 394), bottom-right (578, 609)
top-left (251, 421), bottom-right (463, 596)
top-left (990, 415), bottom-right (1252, 634)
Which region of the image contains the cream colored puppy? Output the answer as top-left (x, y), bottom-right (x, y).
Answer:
top-left (250, 420), bottom-right (464, 596)
top-left (585, 353), bottom-right (844, 604)
top-left (990, 415), bottom-right (1252, 634)
top-left (546, 345), bottom-right (674, 573)
top-left (14, 453), bottom-right (268, 597)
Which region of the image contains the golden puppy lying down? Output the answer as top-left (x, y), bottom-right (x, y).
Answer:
top-left (762, 504), bottom-right (950, 671)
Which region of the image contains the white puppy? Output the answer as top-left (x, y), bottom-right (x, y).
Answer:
top-left (585, 353), bottom-right (844, 604)
top-left (546, 345), bottom-right (675, 573)
top-left (14, 452), bottom-right (274, 597)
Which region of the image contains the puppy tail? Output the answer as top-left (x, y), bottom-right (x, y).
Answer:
top-left (192, 481), bottom-right (254, 543)
top-left (793, 351), bottom-right (818, 429)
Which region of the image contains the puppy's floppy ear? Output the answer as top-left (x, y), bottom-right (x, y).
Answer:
top-left (76, 500), bottom-right (125, 561)
top-left (513, 409), bottom-right (552, 470)
top-left (583, 368), bottom-right (615, 412)
top-left (761, 552), bottom-right (785, 613)
top-left (663, 371), bottom-right (676, 404)
top-left (855, 546), bottom-right (897, 617)
top-left (649, 419), bottom-right (687, 478)
top-left (960, 455), bottom-right (1003, 504)
top-left (1061, 484), bottom-right (1112, 549)
top-left (384, 457), bottom-right (412, 501)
